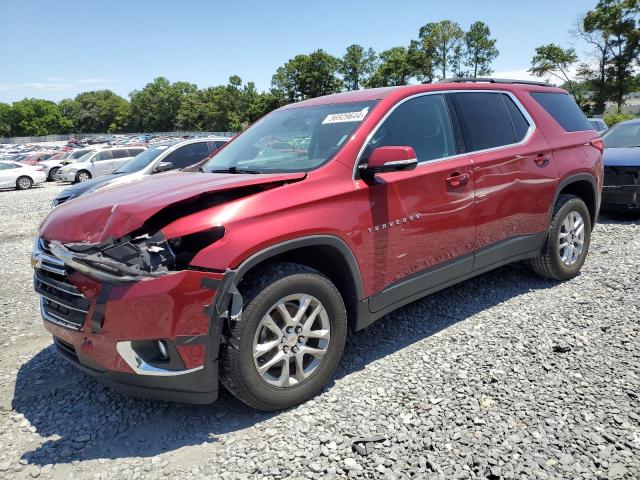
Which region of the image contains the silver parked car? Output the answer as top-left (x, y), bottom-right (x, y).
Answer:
top-left (40, 148), bottom-right (98, 181)
top-left (52, 137), bottom-right (229, 205)
top-left (56, 146), bottom-right (146, 183)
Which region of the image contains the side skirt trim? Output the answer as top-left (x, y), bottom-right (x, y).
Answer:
top-left (356, 232), bottom-right (546, 330)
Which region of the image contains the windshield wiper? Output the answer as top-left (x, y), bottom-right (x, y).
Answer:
top-left (209, 167), bottom-right (263, 174)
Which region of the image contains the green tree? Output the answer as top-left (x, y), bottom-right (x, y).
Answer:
top-left (421, 20), bottom-right (465, 79)
top-left (71, 90), bottom-right (130, 133)
top-left (8, 98), bottom-right (73, 136)
top-left (407, 37), bottom-right (436, 83)
top-left (339, 44), bottom-right (377, 90)
top-left (129, 77), bottom-right (197, 131)
top-left (584, 0), bottom-right (640, 112)
top-left (272, 49), bottom-right (343, 102)
top-left (464, 21), bottom-right (499, 77)
top-left (529, 43), bottom-right (579, 99)
top-left (366, 47), bottom-right (413, 87)
top-left (0, 102), bottom-right (12, 137)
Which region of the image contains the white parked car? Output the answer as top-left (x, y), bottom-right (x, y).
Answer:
top-left (0, 161), bottom-right (47, 190)
top-left (57, 146), bottom-right (146, 183)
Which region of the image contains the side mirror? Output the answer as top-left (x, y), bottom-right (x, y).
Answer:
top-left (154, 161), bottom-right (173, 173)
top-left (361, 146), bottom-right (418, 177)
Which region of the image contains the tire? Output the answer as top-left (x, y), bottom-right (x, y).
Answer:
top-left (16, 176), bottom-right (33, 190)
top-left (48, 167), bottom-right (59, 181)
top-left (75, 170), bottom-right (91, 183)
top-left (530, 194), bottom-right (592, 281)
top-left (220, 262), bottom-right (347, 411)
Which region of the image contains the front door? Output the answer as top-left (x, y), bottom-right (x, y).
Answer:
top-left (93, 150), bottom-right (115, 175)
top-left (353, 93), bottom-right (476, 312)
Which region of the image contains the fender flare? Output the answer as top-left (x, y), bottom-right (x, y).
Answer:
top-left (207, 235), bottom-right (366, 334)
top-left (234, 235), bottom-right (365, 300)
top-left (549, 173), bottom-right (599, 226)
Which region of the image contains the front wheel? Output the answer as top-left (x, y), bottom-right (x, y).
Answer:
top-left (16, 176), bottom-right (33, 190)
top-left (48, 167), bottom-right (59, 181)
top-left (75, 170), bottom-right (91, 183)
top-left (530, 194), bottom-right (592, 280)
top-left (220, 263), bottom-right (347, 411)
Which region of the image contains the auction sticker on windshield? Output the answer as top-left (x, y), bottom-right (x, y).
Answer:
top-left (322, 108), bottom-right (369, 124)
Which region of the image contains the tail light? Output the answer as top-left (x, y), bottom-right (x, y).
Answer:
top-left (588, 139), bottom-right (605, 153)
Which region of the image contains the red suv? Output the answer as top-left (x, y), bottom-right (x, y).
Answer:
top-left (32, 79), bottom-right (603, 410)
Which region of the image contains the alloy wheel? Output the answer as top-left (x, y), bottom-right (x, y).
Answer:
top-left (558, 210), bottom-right (585, 266)
top-left (252, 294), bottom-right (331, 387)
top-left (17, 177), bottom-right (31, 189)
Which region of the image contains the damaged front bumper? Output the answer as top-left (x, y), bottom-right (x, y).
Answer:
top-left (32, 237), bottom-right (227, 404)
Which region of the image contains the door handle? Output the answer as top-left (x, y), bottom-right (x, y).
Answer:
top-left (535, 154), bottom-right (551, 167)
top-left (446, 172), bottom-right (469, 187)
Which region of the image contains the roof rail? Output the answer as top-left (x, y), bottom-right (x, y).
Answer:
top-left (435, 77), bottom-right (555, 88)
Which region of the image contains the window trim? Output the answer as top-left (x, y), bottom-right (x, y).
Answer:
top-left (353, 89), bottom-right (536, 180)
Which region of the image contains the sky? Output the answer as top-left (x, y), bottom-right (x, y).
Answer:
top-left (0, 0), bottom-right (596, 104)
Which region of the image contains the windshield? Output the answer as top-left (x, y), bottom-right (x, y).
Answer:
top-left (603, 123), bottom-right (640, 148)
top-left (202, 101), bottom-right (377, 173)
top-left (75, 152), bottom-right (95, 163)
top-left (114, 146), bottom-right (170, 174)
top-left (69, 149), bottom-right (94, 160)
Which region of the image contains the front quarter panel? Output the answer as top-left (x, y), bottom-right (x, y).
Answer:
top-left (181, 163), bottom-right (363, 273)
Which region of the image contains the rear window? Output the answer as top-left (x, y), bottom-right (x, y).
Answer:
top-left (530, 92), bottom-right (591, 132)
top-left (451, 92), bottom-right (517, 151)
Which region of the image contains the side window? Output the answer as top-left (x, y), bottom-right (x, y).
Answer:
top-left (452, 92), bottom-right (516, 151)
top-left (128, 148), bottom-right (144, 157)
top-left (207, 141), bottom-right (217, 154)
top-left (215, 140), bottom-right (228, 150)
top-left (111, 149), bottom-right (129, 159)
top-left (164, 142), bottom-right (210, 169)
top-left (362, 94), bottom-right (456, 163)
top-left (0, 163), bottom-right (9, 170)
top-left (95, 151), bottom-right (113, 161)
top-left (502, 94), bottom-right (531, 142)
top-left (530, 92), bottom-right (592, 132)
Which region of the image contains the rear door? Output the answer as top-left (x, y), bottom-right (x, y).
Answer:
top-left (353, 93), bottom-right (476, 308)
top-left (449, 91), bottom-right (558, 268)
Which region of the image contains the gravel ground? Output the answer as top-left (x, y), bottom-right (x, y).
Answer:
top-left (0, 182), bottom-right (638, 480)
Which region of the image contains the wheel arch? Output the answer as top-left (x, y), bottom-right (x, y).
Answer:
top-left (552, 174), bottom-right (599, 230)
top-left (232, 236), bottom-right (366, 331)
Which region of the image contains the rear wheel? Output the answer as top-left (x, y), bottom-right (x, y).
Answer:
top-left (48, 167), bottom-right (59, 181)
top-left (16, 176), bottom-right (33, 190)
top-left (75, 170), bottom-right (91, 183)
top-left (531, 194), bottom-right (592, 280)
top-left (220, 263), bottom-right (347, 411)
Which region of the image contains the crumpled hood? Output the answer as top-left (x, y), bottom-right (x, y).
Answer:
top-left (603, 147), bottom-right (640, 167)
top-left (40, 171), bottom-right (306, 244)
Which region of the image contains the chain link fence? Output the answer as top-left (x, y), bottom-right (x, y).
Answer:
top-left (0, 131), bottom-right (236, 144)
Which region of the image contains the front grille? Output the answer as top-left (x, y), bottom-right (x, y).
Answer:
top-left (53, 336), bottom-right (79, 362)
top-left (35, 268), bottom-right (90, 331)
top-left (604, 166), bottom-right (640, 206)
top-left (604, 166), bottom-right (639, 186)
